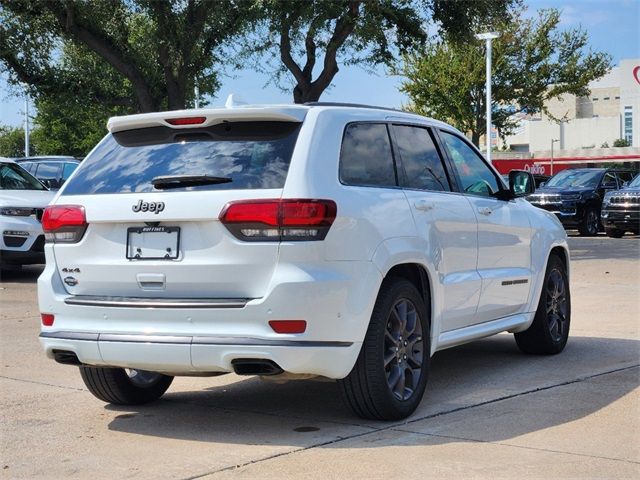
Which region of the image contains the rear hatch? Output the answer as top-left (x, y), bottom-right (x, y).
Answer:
top-left (49, 111), bottom-right (306, 299)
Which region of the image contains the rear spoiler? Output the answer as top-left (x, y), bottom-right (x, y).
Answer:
top-left (107, 106), bottom-right (308, 134)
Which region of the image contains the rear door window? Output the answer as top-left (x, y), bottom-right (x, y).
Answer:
top-left (339, 123), bottom-right (397, 187)
top-left (391, 125), bottom-right (450, 191)
top-left (62, 121), bottom-right (301, 194)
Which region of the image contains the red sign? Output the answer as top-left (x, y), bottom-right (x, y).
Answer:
top-left (492, 154), bottom-right (640, 175)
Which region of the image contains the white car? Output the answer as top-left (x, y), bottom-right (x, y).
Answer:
top-left (38, 103), bottom-right (570, 420)
top-left (1, 160), bottom-right (55, 268)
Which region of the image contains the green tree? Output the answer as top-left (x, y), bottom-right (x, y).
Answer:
top-left (0, 125), bottom-right (29, 157)
top-left (0, 0), bottom-right (252, 112)
top-left (251, 0), bottom-right (516, 103)
top-left (613, 138), bottom-right (631, 147)
top-left (399, 8), bottom-right (612, 146)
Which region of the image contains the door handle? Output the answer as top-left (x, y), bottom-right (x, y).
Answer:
top-left (478, 207), bottom-right (493, 216)
top-left (414, 200), bottom-right (434, 211)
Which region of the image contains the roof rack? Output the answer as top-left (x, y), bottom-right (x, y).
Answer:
top-left (303, 102), bottom-right (411, 115)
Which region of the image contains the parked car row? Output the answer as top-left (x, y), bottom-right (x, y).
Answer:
top-left (525, 168), bottom-right (638, 237)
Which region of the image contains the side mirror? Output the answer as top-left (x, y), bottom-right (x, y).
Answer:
top-left (539, 181), bottom-right (546, 188)
top-left (509, 170), bottom-right (535, 197)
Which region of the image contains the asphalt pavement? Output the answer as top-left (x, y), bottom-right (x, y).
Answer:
top-left (1, 234), bottom-right (638, 479)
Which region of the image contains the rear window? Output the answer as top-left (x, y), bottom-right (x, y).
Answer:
top-left (63, 121), bottom-right (301, 194)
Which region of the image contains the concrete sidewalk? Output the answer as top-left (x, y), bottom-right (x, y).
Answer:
top-left (1, 236), bottom-right (638, 479)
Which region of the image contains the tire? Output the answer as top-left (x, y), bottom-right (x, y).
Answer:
top-left (79, 366), bottom-right (173, 405)
top-left (515, 254), bottom-right (570, 355)
top-left (339, 278), bottom-right (430, 420)
top-left (578, 207), bottom-right (599, 236)
top-left (605, 227), bottom-right (624, 238)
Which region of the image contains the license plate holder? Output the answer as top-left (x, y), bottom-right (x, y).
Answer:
top-left (126, 226), bottom-right (180, 260)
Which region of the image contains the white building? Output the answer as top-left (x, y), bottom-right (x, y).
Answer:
top-left (500, 59), bottom-right (640, 152)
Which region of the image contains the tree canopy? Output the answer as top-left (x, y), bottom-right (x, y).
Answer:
top-left (250, 0), bottom-right (517, 103)
top-left (399, 8), bottom-right (612, 146)
top-left (0, 0), bottom-right (252, 111)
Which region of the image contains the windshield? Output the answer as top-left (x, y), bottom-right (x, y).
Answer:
top-left (63, 121), bottom-right (301, 195)
top-left (545, 169), bottom-right (602, 189)
top-left (0, 162), bottom-right (47, 191)
top-left (628, 174), bottom-right (640, 188)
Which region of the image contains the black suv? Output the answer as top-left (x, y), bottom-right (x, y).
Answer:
top-left (601, 173), bottom-right (640, 237)
top-left (527, 168), bottom-right (635, 236)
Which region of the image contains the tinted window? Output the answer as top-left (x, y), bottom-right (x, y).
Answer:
top-left (63, 121), bottom-right (301, 194)
top-left (35, 162), bottom-right (61, 180)
top-left (392, 125), bottom-right (449, 191)
top-left (62, 162), bottom-right (78, 180)
top-left (0, 163), bottom-right (47, 191)
top-left (340, 123), bottom-right (396, 187)
top-left (440, 131), bottom-right (500, 197)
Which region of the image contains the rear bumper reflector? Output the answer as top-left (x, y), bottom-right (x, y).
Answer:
top-left (63, 295), bottom-right (251, 309)
top-left (39, 331), bottom-right (352, 348)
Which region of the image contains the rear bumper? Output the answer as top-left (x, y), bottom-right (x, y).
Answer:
top-left (39, 331), bottom-right (360, 378)
top-left (38, 251), bottom-right (381, 378)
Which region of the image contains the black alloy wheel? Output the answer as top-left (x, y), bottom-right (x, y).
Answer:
top-left (544, 268), bottom-right (569, 343)
top-left (383, 299), bottom-right (425, 401)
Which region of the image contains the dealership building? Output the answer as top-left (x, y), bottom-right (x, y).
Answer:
top-left (499, 58), bottom-right (639, 151)
top-left (491, 58), bottom-right (640, 175)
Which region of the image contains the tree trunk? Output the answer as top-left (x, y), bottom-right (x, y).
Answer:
top-left (471, 130), bottom-right (480, 147)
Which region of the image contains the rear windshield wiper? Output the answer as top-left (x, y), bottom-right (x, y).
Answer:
top-left (151, 175), bottom-right (233, 190)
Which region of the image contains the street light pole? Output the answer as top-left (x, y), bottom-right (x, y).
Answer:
top-left (24, 87), bottom-right (30, 157)
top-left (475, 31), bottom-right (500, 163)
top-left (551, 138), bottom-right (559, 175)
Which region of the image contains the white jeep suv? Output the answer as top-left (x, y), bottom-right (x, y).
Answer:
top-left (38, 103), bottom-right (570, 420)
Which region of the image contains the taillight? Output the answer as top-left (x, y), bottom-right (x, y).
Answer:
top-left (42, 205), bottom-right (87, 243)
top-left (41, 313), bottom-right (55, 326)
top-left (220, 199), bottom-right (337, 242)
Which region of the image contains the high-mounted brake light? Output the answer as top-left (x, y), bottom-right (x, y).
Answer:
top-left (42, 205), bottom-right (87, 243)
top-left (165, 117), bottom-right (207, 126)
top-left (220, 199), bottom-right (337, 242)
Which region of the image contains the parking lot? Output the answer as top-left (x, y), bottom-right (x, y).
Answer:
top-left (1, 234), bottom-right (638, 479)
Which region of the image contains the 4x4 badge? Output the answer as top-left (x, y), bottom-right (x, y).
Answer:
top-left (132, 200), bottom-right (165, 214)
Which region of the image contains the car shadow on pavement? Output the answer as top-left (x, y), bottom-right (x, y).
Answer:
top-left (105, 334), bottom-right (639, 446)
top-left (0, 265), bottom-right (44, 283)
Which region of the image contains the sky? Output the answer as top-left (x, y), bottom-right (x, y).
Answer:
top-left (1, 0), bottom-right (639, 128)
